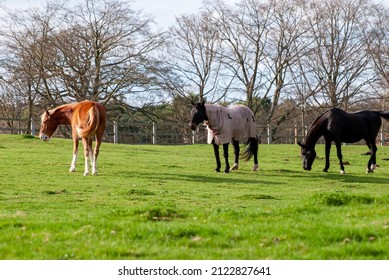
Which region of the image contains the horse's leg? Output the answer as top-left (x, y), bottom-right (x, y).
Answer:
top-left (335, 141), bottom-right (345, 174)
top-left (88, 137), bottom-right (95, 174)
top-left (92, 135), bottom-right (102, 175)
top-left (69, 134), bottom-right (79, 172)
top-left (230, 140), bottom-right (239, 171)
top-left (222, 143), bottom-right (230, 173)
top-left (323, 139), bottom-right (331, 172)
top-left (366, 140), bottom-right (377, 173)
top-left (371, 142), bottom-right (377, 171)
top-left (252, 137), bottom-right (259, 171)
top-left (82, 137), bottom-right (90, 176)
top-left (212, 142), bottom-right (221, 172)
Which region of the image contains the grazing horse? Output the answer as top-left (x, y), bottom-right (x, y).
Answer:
top-left (189, 101), bottom-right (259, 173)
top-left (39, 100), bottom-right (107, 176)
top-left (298, 107), bottom-right (389, 174)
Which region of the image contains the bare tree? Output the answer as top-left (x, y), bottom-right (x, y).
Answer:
top-left (262, 0), bottom-right (310, 125)
top-left (297, 0), bottom-right (376, 110)
top-left (168, 11), bottom-right (225, 102)
top-left (0, 1), bottom-right (62, 124)
top-left (204, 0), bottom-right (309, 134)
top-left (365, 3), bottom-right (389, 90)
top-left (52, 0), bottom-right (167, 109)
top-left (1, 0), bottom-right (168, 116)
top-left (206, 0), bottom-right (273, 110)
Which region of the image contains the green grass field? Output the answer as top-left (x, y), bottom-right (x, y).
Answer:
top-left (1, 134), bottom-right (389, 260)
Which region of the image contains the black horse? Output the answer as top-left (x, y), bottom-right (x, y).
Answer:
top-left (189, 101), bottom-right (259, 173)
top-left (298, 108), bottom-right (389, 174)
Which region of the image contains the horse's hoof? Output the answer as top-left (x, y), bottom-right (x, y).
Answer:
top-left (224, 170), bottom-right (230, 174)
top-left (252, 164), bottom-right (259, 171)
top-left (230, 163), bottom-right (239, 171)
top-left (366, 169), bottom-right (374, 174)
top-left (69, 167), bottom-right (76, 172)
top-left (323, 169), bottom-right (328, 172)
top-left (215, 169), bottom-right (221, 173)
top-left (83, 172), bottom-right (89, 176)
top-left (340, 170), bottom-right (346, 175)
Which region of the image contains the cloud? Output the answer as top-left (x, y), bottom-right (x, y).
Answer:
top-left (131, 0), bottom-right (204, 28)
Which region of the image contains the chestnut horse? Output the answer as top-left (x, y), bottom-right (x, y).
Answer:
top-left (39, 100), bottom-right (106, 176)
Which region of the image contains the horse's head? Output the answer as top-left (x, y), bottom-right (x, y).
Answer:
top-left (298, 142), bottom-right (316, 171)
top-left (39, 110), bottom-right (58, 141)
top-left (189, 101), bottom-right (207, 130)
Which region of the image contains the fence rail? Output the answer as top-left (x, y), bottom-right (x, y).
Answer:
top-left (0, 117), bottom-right (388, 146)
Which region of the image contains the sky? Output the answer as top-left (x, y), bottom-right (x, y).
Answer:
top-left (0, 0), bottom-right (213, 28)
top-left (131, 0), bottom-right (205, 27)
top-left (2, 0), bottom-right (389, 28)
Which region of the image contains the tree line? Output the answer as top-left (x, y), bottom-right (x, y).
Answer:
top-left (0, 0), bottom-right (388, 138)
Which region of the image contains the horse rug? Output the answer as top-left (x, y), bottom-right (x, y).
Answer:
top-left (205, 104), bottom-right (257, 145)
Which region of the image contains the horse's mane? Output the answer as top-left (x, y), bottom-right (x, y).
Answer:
top-left (303, 110), bottom-right (330, 146)
top-left (310, 110), bottom-right (329, 127)
top-left (49, 103), bottom-right (78, 114)
top-left (43, 102), bottom-right (81, 127)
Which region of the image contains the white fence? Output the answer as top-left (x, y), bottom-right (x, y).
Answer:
top-left (0, 117), bottom-right (387, 145)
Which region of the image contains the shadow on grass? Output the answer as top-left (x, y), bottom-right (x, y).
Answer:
top-left (132, 171), bottom-right (285, 186)
top-left (284, 169), bottom-right (389, 185)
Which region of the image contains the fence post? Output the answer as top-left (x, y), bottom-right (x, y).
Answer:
top-left (267, 124), bottom-right (272, 144)
top-left (113, 121), bottom-right (119, 144)
top-left (192, 129), bottom-right (195, 144)
top-left (152, 122), bottom-right (157, 144)
top-left (30, 118), bottom-right (35, 136)
top-left (294, 124), bottom-right (298, 145)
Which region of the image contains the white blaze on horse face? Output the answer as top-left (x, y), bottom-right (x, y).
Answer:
top-left (39, 133), bottom-right (50, 141)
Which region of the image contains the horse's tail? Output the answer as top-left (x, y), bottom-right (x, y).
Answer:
top-left (79, 103), bottom-right (100, 138)
top-left (241, 136), bottom-right (259, 162)
top-left (378, 111), bottom-right (389, 121)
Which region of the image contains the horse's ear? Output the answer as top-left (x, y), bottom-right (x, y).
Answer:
top-left (191, 101), bottom-right (196, 107)
top-left (201, 100), bottom-right (206, 106)
top-left (297, 142), bottom-right (305, 148)
top-left (45, 110), bottom-right (50, 116)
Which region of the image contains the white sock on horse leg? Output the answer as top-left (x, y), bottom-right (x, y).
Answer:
top-left (230, 163), bottom-right (239, 171)
top-left (69, 153), bottom-right (77, 172)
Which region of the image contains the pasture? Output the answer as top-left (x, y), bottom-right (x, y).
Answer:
top-left (1, 134), bottom-right (389, 259)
